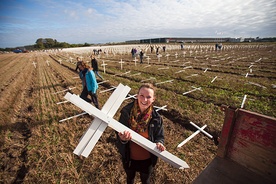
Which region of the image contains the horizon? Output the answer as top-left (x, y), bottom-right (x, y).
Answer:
top-left (4, 35), bottom-right (275, 49)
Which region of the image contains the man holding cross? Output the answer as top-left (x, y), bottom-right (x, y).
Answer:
top-left (117, 83), bottom-right (165, 184)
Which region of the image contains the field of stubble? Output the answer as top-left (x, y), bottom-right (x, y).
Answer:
top-left (1, 43), bottom-right (275, 183)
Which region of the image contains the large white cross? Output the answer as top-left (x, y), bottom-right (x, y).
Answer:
top-left (64, 83), bottom-right (189, 169)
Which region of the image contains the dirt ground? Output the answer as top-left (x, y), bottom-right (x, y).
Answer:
top-left (0, 43), bottom-right (275, 183)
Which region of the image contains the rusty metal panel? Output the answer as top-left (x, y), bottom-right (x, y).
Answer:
top-left (226, 108), bottom-right (276, 182)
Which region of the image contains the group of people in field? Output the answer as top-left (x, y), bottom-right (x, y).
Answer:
top-left (75, 54), bottom-right (166, 184)
top-left (131, 45), bottom-right (168, 65)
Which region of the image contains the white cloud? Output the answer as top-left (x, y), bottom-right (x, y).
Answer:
top-left (0, 0), bottom-right (275, 47)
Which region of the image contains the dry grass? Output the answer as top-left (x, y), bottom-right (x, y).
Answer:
top-left (0, 43), bottom-right (275, 183)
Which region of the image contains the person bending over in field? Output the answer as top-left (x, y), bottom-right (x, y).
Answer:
top-left (77, 61), bottom-right (99, 109)
top-left (117, 83), bottom-right (166, 184)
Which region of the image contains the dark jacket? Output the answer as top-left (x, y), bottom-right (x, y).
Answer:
top-left (91, 58), bottom-right (99, 71)
top-left (117, 101), bottom-right (165, 167)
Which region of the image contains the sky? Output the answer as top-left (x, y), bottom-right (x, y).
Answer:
top-left (0, 0), bottom-right (276, 48)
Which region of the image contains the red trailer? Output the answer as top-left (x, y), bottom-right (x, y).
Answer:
top-left (193, 105), bottom-right (276, 184)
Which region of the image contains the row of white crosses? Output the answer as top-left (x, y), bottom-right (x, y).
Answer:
top-left (64, 83), bottom-right (189, 169)
top-left (55, 84), bottom-right (213, 150)
top-left (53, 52), bottom-right (216, 150)
top-left (63, 44), bottom-right (267, 58)
top-left (241, 57), bottom-right (265, 108)
top-left (65, 46), bottom-right (264, 110)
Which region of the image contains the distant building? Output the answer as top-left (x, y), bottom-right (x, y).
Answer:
top-left (229, 37), bottom-right (244, 42)
top-left (125, 37), bottom-right (247, 44)
top-left (243, 38), bottom-right (255, 42)
top-left (125, 40), bottom-right (140, 44)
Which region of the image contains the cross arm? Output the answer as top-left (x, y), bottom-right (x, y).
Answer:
top-left (64, 93), bottom-right (189, 169)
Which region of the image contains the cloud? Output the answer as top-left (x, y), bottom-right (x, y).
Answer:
top-left (0, 0), bottom-right (275, 48)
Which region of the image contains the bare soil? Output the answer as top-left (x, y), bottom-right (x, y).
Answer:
top-left (0, 43), bottom-right (275, 184)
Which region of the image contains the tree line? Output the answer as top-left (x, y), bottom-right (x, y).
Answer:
top-left (0, 38), bottom-right (93, 52)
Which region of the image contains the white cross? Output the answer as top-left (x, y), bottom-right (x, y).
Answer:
top-left (133, 57), bottom-right (137, 66)
top-left (59, 112), bottom-right (87, 122)
top-left (158, 67), bottom-right (169, 70)
top-left (183, 66), bottom-right (193, 69)
top-left (101, 60), bottom-right (107, 74)
top-left (175, 70), bottom-right (185, 74)
top-left (177, 124), bottom-right (207, 147)
top-left (156, 79), bottom-right (174, 85)
top-left (116, 71), bottom-right (130, 77)
top-left (166, 54), bottom-right (170, 61)
top-left (154, 105), bottom-right (168, 112)
top-left (100, 86), bottom-right (117, 93)
top-left (183, 87), bottom-right (202, 95)
top-left (177, 121), bottom-right (213, 148)
top-left (140, 77), bottom-right (156, 82)
top-left (186, 74), bottom-right (198, 78)
top-left (157, 54), bottom-right (162, 62)
top-left (248, 82), bottom-right (266, 89)
top-left (69, 57), bottom-right (73, 63)
top-left (64, 83), bottom-right (189, 169)
top-left (119, 59), bottom-right (124, 70)
top-left (98, 80), bottom-right (109, 85)
top-left (32, 61), bottom-right (36, 68)
top-left (52, 87), bottom-right (76, 94)
top-left (129, 73), bottom-right (141, 77)
top-left (147, 56), bottom-right (151, 65)
top-left (189, 121), bottom-right (213, 139)
top-left (211, 76), bottom-right (218, 83)
top-left (241, 95), bottom-right (247, 108)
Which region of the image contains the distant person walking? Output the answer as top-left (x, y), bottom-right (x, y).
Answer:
top-left (131, 48), bottom-right (137, 58)
top-left (156, 46), bottom-right (159, 55)
top-left (77, 61), bottom-right (100, 109)
top-left (90, 55), bottom-right (104, 80)
top-left (139, 50), bottom-right (144, 64)
top-left (150, 46), bottom-right (154, 53)
top-left (75, 57), bottom-right (82, 71)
